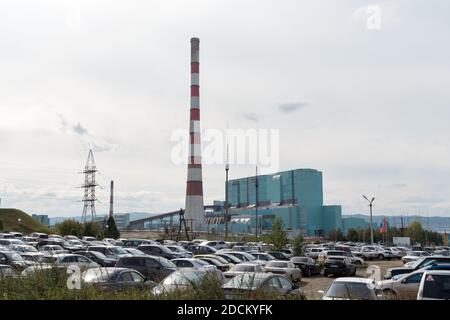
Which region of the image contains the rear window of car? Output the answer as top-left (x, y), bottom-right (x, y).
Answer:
top-left (423, 274), bottom-right (450, 299)
top-left (267, 262), bottom-right (288, 268)
top-left (120, 257), bottom-right (143, 266)
top-left (234, 265), bottom-right (256, 272)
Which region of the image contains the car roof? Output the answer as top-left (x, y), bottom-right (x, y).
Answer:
top-left (333, 277), bottom-right (374, 284)
top-left (423, 270), bottom-right (450, 275)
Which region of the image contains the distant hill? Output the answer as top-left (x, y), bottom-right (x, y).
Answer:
top-left (49, 212), bottom-right (155, 226)
top-left (0, 209), bottom-right (50, 234)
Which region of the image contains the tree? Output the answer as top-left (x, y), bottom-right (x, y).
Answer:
top-left (346, 229), bottom-right (359, 242)
top-left (291, 234), bottom-right (304, 256)
top-left (405, 221), bottom-right (425, 245)
top-left (264, 218), bottom-right (289, 251)
top-left (54, 219), bottom-right (83, 237)
top-left (328, 229), bottom-right (345, 242)
top-left (104, 216), bottom-right (120, 239)
top-left (83, 221), bottom-right (101, 238)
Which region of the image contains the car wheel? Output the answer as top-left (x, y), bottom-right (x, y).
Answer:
top-left (354, 260), bottom-right (362, 265)
top-left (383, 289), bottom-right (397, 300)
top-left (324, 272), bottom-right (328, 277)
top-left (378, 254), bottom-right (385, 260)
top-left (306, 269), bottom-right (311, 277)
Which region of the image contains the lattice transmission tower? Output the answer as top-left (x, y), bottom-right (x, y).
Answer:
top-left (81, 149), bottom-right (98, 223)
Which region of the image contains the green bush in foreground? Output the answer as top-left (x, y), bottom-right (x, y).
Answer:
top-left (0, 268), bottom-right (305, 300)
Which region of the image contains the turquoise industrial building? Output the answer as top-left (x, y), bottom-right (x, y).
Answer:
top-left (204, 168), bottom-right (368, 237)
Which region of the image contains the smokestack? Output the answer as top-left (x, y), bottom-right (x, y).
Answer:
top-left (185, 37), bottom-right (204, 230)
top-left (109, 180), bottom-right (114, 218)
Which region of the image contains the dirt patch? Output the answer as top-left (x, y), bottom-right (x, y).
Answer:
top-left (301, 259), bottom-right (404, 300)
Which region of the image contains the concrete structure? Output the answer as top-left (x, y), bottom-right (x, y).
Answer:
top-left (32, 214), bottom-right (50, 227)
top-left (206, 168), bottom-right (342, 237)
top-left (113, 213), bottom-right (130, 230)
top-left (184, 37), bottom-right (204, 231)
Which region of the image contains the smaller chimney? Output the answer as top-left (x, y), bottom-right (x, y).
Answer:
top-left (109, 180), bottom-right (114, 218)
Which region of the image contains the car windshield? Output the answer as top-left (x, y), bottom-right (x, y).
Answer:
top-left (325, 282), bottom-right (375, 300)
top-left (410, 258), bottom-right (427, 269)
top-left (240, 253), bottom-right (256, 261)
top-left (267, 262), bottom-right (288, 268)
top-left (161, 270), bottom-right (204, 286)
top-left (422, 274), bottom-right (450, 299)
top-left (67, 240), bottom-right (82, 246)
top-left (233, 265), bottom-right (256, 272)
top-left (224, 274), bottom-right (266, 290)
top-left (168, 246), bottom-right (186, 252)
top-left (158, 257), bottom-right (177, 269)
top-left (91, 251), bottom-right (108, 259)
top-left (110, 247), bottom-right (128, 255)
top-left (8, 252), bottom-right (24, 261)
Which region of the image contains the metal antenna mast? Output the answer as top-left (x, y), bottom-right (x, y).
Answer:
top-left (81, 149), bottom-right (98, 223)
top-left (224, 123), bottom-right (230, 239)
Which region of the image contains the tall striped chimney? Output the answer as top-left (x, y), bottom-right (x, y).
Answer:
top-left (185, 37), bottom-right (204, 231)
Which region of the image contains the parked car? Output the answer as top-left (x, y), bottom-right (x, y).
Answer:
top-left (186, 245), bottom-right (217, 255)
top-left (266, 251), bottom-right (290, 261)
top-left (264, 260), bottom-right (302, 283)
top-left (250, 252), bottom-right (276, 263)
top-left (0, 239), bottom-right (25, 248)
top-left (290, 257), bottom-right (321, 277)
top-left (116, 255), bottom-right (177, 281)
top-left (319, 250), bottom-right (364, 265)
top-left (323, 257), bottom-right (356, 277)
top-left (166, 245), bottom-right (193, 257)
top-left (137, 244), bottom-right (187, 259)
top-left (0, 250), bottom-right (30, 270)
top-left (319, 278), bottom-right (381, 300)
top-left (82, 236), bottom-right (96, 242)
top-left (10, 245), bottom-right (43, 261)
top-left (198, 241), bottom-right (227, 250)
top-left (223, 263), bottom-right (265, 279)
top-left (379, 269), bottom-right (425, 300)
top-left (86, 246), bottom-right (130, 260)
top-left (0, 265), bottom-right (17, 278)
top-left (122, 248), bottom-right (145, 256)
top-left (222, 273), bottom-right (305, 299)
top-left (171, 258), bottom-right (212, 269)
top-left (305, 247), bottom-right (324, 259)
top-left (75, 250), bottom-right (117, 267)
top-left (38, 245), bottom-right (67, 255)
top-left (83, 267), bottom-right (156, 291)
top-left (385, 256), bottom-right (450, 279)
top-left (193, 255), bottom-right (233, 272)
top-left (217, 251), bottom-right (265, 266)
top-left (417, 270), bottom-right (450, 300)
top-left (401, 251), bottom-right (431, 264)
top-left (152, 267), bottom-right (224, 296)
top-left (40, 254), bottom-right (100, 270)
top-left (215, 253), bottom-right (243, 264)
top-left (62, 240), bottom-right (85, 252)
top-left (122, 239), bottom-right (155, 248)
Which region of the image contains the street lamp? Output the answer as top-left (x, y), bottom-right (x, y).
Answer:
top-left (362, 195), bottom-right (375, 245)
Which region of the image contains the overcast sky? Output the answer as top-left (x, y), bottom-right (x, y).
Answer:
top-left (1, 0), bottom-right (450, 218)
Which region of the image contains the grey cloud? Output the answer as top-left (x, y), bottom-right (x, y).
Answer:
top-left (278, 102), bottom-right (308, 113)
top-left (240, 112), bottom-right (260, 123)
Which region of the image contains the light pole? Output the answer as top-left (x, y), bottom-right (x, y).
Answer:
top-left (363, 195), bottom-right (375, 245)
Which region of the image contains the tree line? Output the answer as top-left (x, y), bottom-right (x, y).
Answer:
top-left (328, 221), bottom-right (444, 246)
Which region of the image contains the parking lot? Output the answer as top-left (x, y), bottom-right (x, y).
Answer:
top-left (300, 260), bottom-right (404, 299)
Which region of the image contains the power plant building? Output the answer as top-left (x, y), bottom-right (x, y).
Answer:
top-left (206, 168), bottom-right (343, 237)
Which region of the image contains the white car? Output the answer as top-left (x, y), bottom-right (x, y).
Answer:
top-left (318, 250), bottom-right (364, 265)
top-left (199, 241), bottom-right (227, 250)
top-left (41, 253), bottom-right (100, 270)
top-left (417, 270), bottom-right (450, 300)
top-left (319, 277), bottom-right (382, 300)
top-left (305, 247), bottom-right (324, 259)
top-left (402, 251), bottom-right (430, 264)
